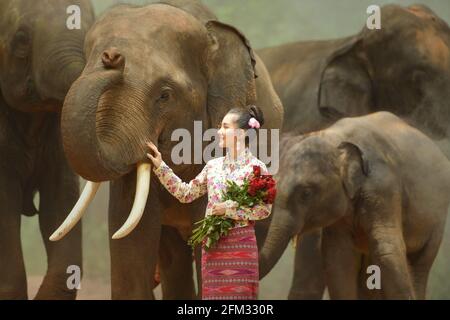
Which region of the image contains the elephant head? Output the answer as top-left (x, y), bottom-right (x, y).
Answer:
top-left (318, 4), bottom-right (450, 140)
top-left (50, 3), bottom-right (258, 241)
top-left (0, 0), bottom-right (95, 112)
top-left (259, 134), bottom-right (368, 278)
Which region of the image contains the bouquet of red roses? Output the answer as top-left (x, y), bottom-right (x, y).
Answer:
top-left (188, 165), bottom-right (276, 251)
top-left (222, 165), bottom-right (277, 207)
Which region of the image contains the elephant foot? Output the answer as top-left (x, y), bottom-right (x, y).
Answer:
top-left (288, 289), bottom-right (325, 300)
top-left (33, 276), bottom-right (78, 300)
top-left (0, 287), bottom-right (28, 300)
top-left (34, 287), bottom-right (77, 300)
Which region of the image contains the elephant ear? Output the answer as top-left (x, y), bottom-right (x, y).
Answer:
top-left (338, 141), bottom-right (370, 199)
top-left (204, 20), bottom-right (258, 128)
top-left (318, 35), bottom-right (373, 121)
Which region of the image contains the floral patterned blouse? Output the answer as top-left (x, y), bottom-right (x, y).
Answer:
top-left (153, 148), bottom-right (272, 228)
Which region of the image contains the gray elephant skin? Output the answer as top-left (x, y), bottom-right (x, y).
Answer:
top-left (0, 0), bottom-right (95, 299)
top-left (259, 111), bottom-right (450, 299)
top-left (258, 4), bottom-right (450, 299)
top-left (53, 0), bottom-right (283, 299)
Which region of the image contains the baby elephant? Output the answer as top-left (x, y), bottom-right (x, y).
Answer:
top-left (260, 111), bottom-right (450, 299)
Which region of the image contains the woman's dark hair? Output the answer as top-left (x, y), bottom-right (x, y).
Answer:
top-left (227, 105), bottom-right (265, 129)
top-left (226, 105), bottom-right (265, 147)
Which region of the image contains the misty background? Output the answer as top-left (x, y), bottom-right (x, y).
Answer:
top-left (22, 0), bottom-right (450, 299)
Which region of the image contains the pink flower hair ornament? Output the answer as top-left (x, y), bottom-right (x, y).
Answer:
top-left (248, 117), bottom-right (260, 129)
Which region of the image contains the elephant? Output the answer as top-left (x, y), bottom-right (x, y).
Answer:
top-left (259, 111), bottom-right (450, 299)
top-left (50, 0), bottom-right (283, 299)
top-left (257, 4), bottom-right (450, 299)
top-left (0, 0), bottom-right (95, 299)
top-left (259, 4), bottom-right (450, 145)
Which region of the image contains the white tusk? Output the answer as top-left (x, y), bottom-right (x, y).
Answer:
top-left (112, 162), bottom-right (151, 239)
top-left (49, 181), bottom-right (101, 241)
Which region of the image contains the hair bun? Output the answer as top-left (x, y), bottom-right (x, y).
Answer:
top-left (248, 105), bottom-right (265, 127)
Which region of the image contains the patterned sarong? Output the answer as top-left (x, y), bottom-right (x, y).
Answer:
top-left (201, 223), bottom-right (259, 300)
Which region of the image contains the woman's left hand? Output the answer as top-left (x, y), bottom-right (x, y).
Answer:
top-left (211, 202), bottom-right (227, 216)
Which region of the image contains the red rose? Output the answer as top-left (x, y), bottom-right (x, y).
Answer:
top-left (253, 165), bottom-right (261, 177)
top-left (255, 178), bottom-right (266, 191)
top-left (247, 169), bottom-right (277, 203)
top-left (248, 184), bottom-right (257, 196)
top-left (248, 176), bottom-right (263, 196)
top-left (249, 177), bottom-right (261, 189)
top-left (265, 177), bottom-right (276, 189)
top-left (265, 187), bottom-right (277, 204)
top-left (249, 178), bottom-right (257, 189)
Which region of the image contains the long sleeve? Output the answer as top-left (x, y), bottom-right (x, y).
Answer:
top-left (223, 162), bottom-right (272, 221)
top-left (153, 160), bottom-right (207, 203)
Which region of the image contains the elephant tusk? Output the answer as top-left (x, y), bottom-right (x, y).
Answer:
top-left (291, 234), bottom-right (300, 249)
top-left (112, 162), bottom-right (151, 239)
top-left (49, 181), bottom-right (101, 241)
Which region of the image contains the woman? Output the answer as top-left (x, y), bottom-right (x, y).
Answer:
top-left (146, 105), bottom-right (272, 300)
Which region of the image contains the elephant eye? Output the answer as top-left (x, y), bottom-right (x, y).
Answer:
top-left (293, 185), bottom-right (315, 204)
top-left (300, 188), bottom-right (313, 201)
top-left (157, 89), bottom-right (172, 103)
top-left (288, 185), bottom-right (314, 210)
top-left (11, 29), bottom-right (31, 58)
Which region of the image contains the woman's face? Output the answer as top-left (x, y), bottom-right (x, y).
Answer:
top-left (218, 113), bottom-right (245, 149)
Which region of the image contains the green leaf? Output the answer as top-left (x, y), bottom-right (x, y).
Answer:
top-left (188, 174), bottom-right (273, 251)
top-left (187, 215), bottom-right (236, 251)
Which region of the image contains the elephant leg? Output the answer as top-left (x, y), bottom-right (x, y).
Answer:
top-left (357, 254), bottom-right (383, 300)
top-left (367, 224), bottom-right (415, 299)
top-left (408, 224), bottom-right (445, 299)
top-left (363, 179), bottom-right (415, 300)
top-left (34, 149), bottom-right (82, 300)
top-left (159, 225), bottom-right (195, 299)
top-left (288, 230), bottom-right (325, 300)
top-left (109, 171), bottom-right (162, 300)
top-left (322, 223), bottom-right (360, 299)
top-left (361, 168), bottom-right (416, 299)
top-left (0, 168), bottom-right (27, 299)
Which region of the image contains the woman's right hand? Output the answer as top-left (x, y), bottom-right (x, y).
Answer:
top-left (146, 141), bottom-right (162, 168)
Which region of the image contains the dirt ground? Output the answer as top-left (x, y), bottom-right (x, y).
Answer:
top-left (27, 246), bottom-right (295, 300)
top-left (28, 276), bottom-right (162, 300)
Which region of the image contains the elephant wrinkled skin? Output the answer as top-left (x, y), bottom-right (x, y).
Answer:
top-left (52, 0), bottom-right (283, 299)
top-left (258, 4), bottom-right (450, 299)
top-left (0, 0), bottom-right (95, 299)
top-left (259, 112), bottom-right (450, 299)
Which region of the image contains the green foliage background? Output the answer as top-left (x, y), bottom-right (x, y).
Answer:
top-left (21, 0), bottom-right (450, 299)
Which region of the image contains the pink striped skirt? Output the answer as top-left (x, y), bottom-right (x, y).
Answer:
top-left (201, 223), bottom-right (259, 300)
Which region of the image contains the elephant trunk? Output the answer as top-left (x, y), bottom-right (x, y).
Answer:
top-left (54, 55), bottom-right (154, 241)
top-left (259, 205), bottom-right (301, 279)
top-left (61, 65), bottom-right (128, 182)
